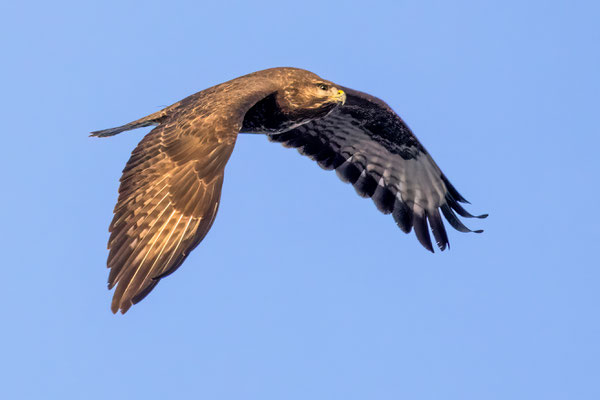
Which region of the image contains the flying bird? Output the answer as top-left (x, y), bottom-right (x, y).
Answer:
top-left (92, 67), bottom-right (486, 314)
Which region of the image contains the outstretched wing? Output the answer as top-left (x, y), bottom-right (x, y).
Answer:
top-left (105, 121), bottom-right (236, 314)
top-left (94, 71), bottom-right (285, 314)
top-left (268, 87), bottom-right (486, 252)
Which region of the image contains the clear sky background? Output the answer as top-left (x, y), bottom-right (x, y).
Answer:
top-left (2, 1), bottom-right (599, 399)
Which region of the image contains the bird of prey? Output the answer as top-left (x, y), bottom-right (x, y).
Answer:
top-left (92, 67), bottom-right (486, 313)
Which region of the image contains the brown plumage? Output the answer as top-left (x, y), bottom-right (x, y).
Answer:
top-left (92, 67), bottom-right (486, 314)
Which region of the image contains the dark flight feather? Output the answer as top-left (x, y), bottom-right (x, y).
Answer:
top-left (353, 171), bottom-right (378, 198)
top-left (428, 208), bottom-right (449, 251)
top-left (371, 185), bottom-right (396, 214)
top-left (412, 211), bottom-right (434, 253)
top-left (392, 199), bottom-right (413, 234)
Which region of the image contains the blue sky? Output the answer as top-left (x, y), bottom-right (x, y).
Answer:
top-left (2, 0), bottom-right (599, 398)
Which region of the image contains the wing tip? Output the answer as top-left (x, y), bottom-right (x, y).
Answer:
top-left (110, 299), bottom-right (133, 314)
top-left (90, 127), bottom-right (124, 138)
top-left (412, 211), bottom-right (434, 253)
top-left (394, 199), bottom-right (486, 252)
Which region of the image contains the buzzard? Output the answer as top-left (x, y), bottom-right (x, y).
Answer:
top-left (92, 67), bottom-right (486, 314)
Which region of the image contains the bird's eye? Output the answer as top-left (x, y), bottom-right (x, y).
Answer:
top-left (317, 83), bottom-right (329, 91)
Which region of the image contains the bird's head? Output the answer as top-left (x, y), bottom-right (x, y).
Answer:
top-left (277, 75), bottom-right (346, 119)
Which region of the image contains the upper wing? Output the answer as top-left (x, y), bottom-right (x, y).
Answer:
top-left (95, 72), bottom-right (285, 314)
top-left (105, 121), bottom-right (235, 314)
top-left (267, 86), bottom-right (486, 252)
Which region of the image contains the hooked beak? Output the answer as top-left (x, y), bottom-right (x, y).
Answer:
top-left (335, 89), bottom-right (347, 105)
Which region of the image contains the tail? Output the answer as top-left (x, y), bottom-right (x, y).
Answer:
top-left (90, 109), bottom-right (169, 138)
